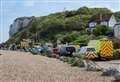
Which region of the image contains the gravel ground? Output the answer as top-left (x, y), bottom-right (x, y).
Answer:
top-left (0, 50), bottom-right (115, 82)
top-left (96, 60), bottom-right (120, 70)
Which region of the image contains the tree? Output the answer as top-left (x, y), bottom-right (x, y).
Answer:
top-left (114, 11), bottom-right (120, 22)
top-left (77, 6), bottom-right (90, 15)
top-left (39, 17), bottom-right (65, 39)
top-left (73, 34), bottom-right (95, 46)
top-left (29, 18), bottom-right (38, 33)
top-left (18, 30), bottom-right (29, 41)
top-left (92, 25), bottom-right (112, 36)
top-left (60, 32), bottom-right (79, 43)
top-left (66, 15), bottom-right (85, 31)
top-left (76, 7), bottom-right (111, 15)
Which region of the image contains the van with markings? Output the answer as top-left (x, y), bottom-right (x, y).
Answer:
top-left (79, 47), bottom-right (98, 59)
top-left (88, 38), bottom-right (113, 59)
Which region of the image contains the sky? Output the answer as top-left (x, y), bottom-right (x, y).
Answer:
top-left (0, 0), bottom-right (120, 43)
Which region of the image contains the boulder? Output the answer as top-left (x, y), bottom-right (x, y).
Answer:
top-left (86, 61), bottom-right (102, 71)
top-left (102, 67), bottom-right (118, 76)
top-left (114, 68), bottom-right (120, 81)
top-left (86, 63), bottom-right (97, 71)
top-left (79, 60), bottom-right (85, 67)
top-left (114, 72), bottom-right (120, 81)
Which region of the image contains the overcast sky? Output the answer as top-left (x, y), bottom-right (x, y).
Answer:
top-left (0, 0), bottom-right (120, 43)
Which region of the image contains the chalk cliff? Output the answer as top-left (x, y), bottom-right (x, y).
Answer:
top-left (9, 17), bottom-right (32, 36)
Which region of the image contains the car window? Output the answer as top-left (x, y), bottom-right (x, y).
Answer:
top-left (66, 47), bottom-right (75, 51)
top-left (87, 48), bottom-right (95, 51)
top-left (79, 47), bottom-right (87, 53)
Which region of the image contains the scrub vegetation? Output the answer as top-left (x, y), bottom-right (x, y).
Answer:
top-left (7, 7), bottom-right (120, 46)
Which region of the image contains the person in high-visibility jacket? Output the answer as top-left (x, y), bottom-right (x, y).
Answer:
top-left (20, 41), bottom-right (29, 49)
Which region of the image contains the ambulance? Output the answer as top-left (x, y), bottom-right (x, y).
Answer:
top-left (80, 38), bottom-right (113, 59)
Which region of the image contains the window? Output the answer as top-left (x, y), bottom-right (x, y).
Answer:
top-left (118, 27), bottom-right (120, 31)
top-left (101, 21), bottom-right (107, 26)
top-left (89, 22), bottom-right (96, 27)
top-left (87, 48), bottom-right (96, 51)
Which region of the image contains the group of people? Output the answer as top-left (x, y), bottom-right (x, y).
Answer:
top-left (0, 43), bottom-right (8, 50)
top-left (0, 43), bottom-right (17, 50)
top-left (9, 43), bottom-right (17, 50)
top-left (0, 39), bottom-right (69, 52)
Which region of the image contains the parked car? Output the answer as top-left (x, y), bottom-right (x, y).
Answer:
top-left (48, 48), bottom-right (60, 57)
top-left (79, 47), bottom-right (98, 59)
top-left (41, 45), bottom-right (49, 53)
top-left (60, 46), bottom-right (76, 56)
top-left (30, 45), bottom-right (43, 53)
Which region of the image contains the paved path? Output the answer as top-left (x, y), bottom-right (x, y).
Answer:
top-left (0, 50), bottom-right (114, 82)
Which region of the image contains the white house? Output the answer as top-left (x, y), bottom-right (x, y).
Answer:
top-left (88, 14), bottom-right (117, 29)
top-left (114, 23), bottom-right (120, 39)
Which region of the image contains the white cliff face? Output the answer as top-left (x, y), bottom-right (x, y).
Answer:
top-left (9, 17), bottom-right (32, 36)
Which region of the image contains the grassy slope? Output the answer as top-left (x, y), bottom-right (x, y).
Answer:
top-left (7, 7), bottom-right (120, 44)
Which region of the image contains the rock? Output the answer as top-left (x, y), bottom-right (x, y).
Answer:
top-left (85, 61), bottom-right (102, 71)
top-left (79, 60), bottom-right (85, 67)
top-left (102, 67), bottom-right (118, 76)
top-left (86, 63), bottom-right (97, 71)
top-left (114, 68), bottom-right (120, 81)
top-left (114, 72), bottom-right (120, 81)
top-left (9, 17), bottom-right (32, 36)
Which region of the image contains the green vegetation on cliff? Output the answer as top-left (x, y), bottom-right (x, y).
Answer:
top-left (7, 7), bottom-right (120, 44)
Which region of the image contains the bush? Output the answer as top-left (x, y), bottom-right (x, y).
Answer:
top-left (71, 58), bottom-right (80, 66)
top-left (93, 25), bottom-right (113, 36)
top-left (113, 38), bottom-right (120, 49)
top-left (59, 56), bottom-right (79, 66)
top-left (70, 57), bottom-right (86, 67)
top-left (73, 34), bottom-right (95, 45)
top-left (59, 56), bottom-right (69, 62)
top-left (61, 32), bottom-right (79, 43)
top-left (113, 49), bottom-right (120, 59)
top-left (60, 55), bottom-right (89, 67)
top-left (41, 51), bottom-right (48, 56)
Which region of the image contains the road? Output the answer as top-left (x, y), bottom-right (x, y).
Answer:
top-left (0, 50), bottom-right (114, 82)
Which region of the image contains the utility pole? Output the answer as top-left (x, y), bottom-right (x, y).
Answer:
top-left (64, 7), bottom-right (66, 27)
top-left (36, 32), bottom-right (37, 43)
top-left (63, 7), bottom-right (68, 44)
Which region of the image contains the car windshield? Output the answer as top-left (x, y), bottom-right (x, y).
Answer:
top-left (87, 48), bottom-right (95, 51)
top-left (53, 49), bottom-right (58, 51)
top-left (66, 47), bottom-right (75, 51)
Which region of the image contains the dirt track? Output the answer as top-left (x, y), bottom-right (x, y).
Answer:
top-left (0, 50), bottom-right (114, 82)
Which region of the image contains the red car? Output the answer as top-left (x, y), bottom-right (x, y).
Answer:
top-left (51, 48), bottom-right (60, 57)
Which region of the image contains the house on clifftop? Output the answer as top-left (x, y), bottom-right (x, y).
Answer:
top-left (88, 13), bottom-right (117, 29)
top-left (114, 23), bottom-right (120, 39)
